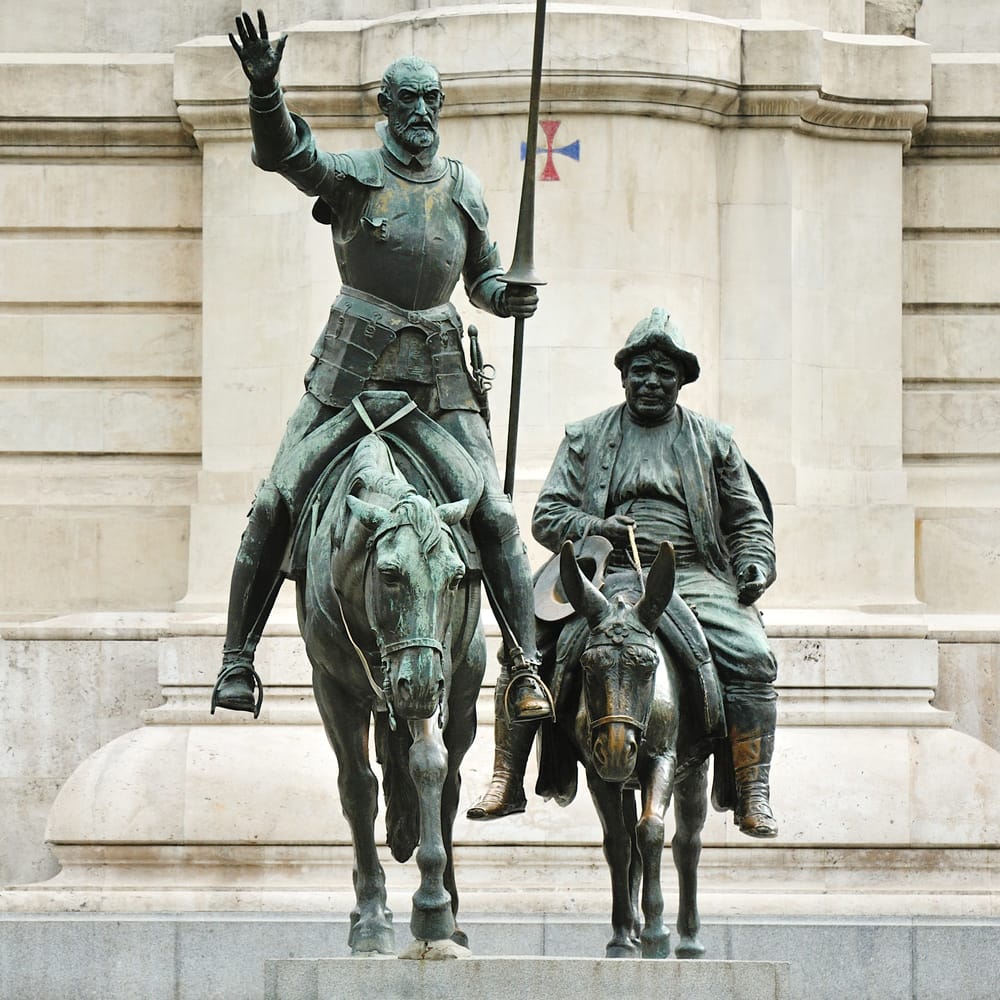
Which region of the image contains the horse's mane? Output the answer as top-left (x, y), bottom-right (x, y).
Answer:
top-left (349, 435), bottom-right (447, 556)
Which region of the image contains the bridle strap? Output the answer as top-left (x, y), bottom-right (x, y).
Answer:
top-left (380, 636), bottom-right (445, 658)
top-left (589, 713), bottom-right (646, 734)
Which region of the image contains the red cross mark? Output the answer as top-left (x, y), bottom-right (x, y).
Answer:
top-left (520, 120), bottom-right (581, 182)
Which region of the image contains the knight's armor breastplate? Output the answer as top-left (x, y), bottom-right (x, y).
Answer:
top-left (333, 165), bottom-right (466, 310)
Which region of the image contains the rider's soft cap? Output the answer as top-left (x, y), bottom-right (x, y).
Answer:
top-left (613, 307), bottom-right (700, 385)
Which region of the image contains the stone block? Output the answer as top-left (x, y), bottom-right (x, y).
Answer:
top-left (903, 315), bottom-right (1000, 382)
top-left (0, 386), bottom-right (199, 454)
top-left (912, 920), bottom-right (1000, 1000)
top-left (934, 641), bottom-right (1000, 751)
top-left (0, 313), bottom-right (200, 380)
top-left (263, 956), bottom-right (791, 1000)
top-left (917, 2), bottom-right (1000, 55)
top-left (0, 161), bottom-right (201, 230)
top-left (927, 55), bottom-right (1000, 120)
top-left (0, 236), bottom-right (201, 305)
top-left (821, 32), bottom-right (931, 103)
top-left (915, 510), bottom-right (1000, 612)
top-left (904, 239), bottom-right (1000, 306)
top-left (904, 162), bottom-right (1000, 231)
top-left (903, 388), bottom-right (1000, 457)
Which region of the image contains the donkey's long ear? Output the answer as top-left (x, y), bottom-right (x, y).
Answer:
top-left (635, 540), bottom-right (675, 631)
top-left (559, 540), bottom-right (609, 627)
top-left (347, 495), bottom-right (390, 533)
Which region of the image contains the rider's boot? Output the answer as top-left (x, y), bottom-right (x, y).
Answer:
top-left (466, 665), bottom-right (539, 820)
top-left (725, 685), bottom-right (779, 838)
top-left (476, 525), bottom-right (553, 722)
top-left (212, 480), bottom-right (290, 718)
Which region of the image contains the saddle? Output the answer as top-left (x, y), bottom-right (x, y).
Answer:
top-left (277, 391), bottom-right (485, 580)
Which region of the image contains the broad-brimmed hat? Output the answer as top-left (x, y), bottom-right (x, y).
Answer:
top-left (533, 536), bottom-right (614, 622)
top-left (613, 307), bottom-right (700, 385)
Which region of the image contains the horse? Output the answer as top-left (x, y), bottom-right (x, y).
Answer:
top-left (547, 538), bottom-right (709, 959)
top-left (296, 431), bottom-right (486, 955)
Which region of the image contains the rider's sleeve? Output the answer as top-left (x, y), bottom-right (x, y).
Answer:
top-left (532, 426), bottom-right (606, 553)
top-left (716, 435), bottom-right (777, 587)
top-left (248, 86), bottom-right (371, 217)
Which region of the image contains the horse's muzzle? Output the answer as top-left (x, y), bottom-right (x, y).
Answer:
top-left (592, 722), bottom-right (639, 783)
top-left (389, 649), bottom-right (445, 720)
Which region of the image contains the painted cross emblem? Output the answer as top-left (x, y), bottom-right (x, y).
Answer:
top-left (520, 120), bottom-right (580, 181)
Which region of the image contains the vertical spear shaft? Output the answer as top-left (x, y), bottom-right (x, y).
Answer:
top-left (500, 0), bottom-right (547, 498)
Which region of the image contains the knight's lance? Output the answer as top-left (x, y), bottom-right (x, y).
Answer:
top-left (500, 0), bottom-right (547, 498)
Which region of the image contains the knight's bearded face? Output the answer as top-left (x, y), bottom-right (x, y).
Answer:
top-left (385, 67), bottom-right (444, 153)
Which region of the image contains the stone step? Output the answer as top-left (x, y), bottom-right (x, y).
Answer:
top-left (263, 957), bottom-right (790, 1000)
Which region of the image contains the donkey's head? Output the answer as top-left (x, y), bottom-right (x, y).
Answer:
top-left (348, 492), bottom-right (468, 721)
top-left (560, 539), bottom-right (675, 782)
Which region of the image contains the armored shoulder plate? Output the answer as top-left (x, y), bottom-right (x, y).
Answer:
top-left (311, 148), bottom-right (386, 225)
top-left (447, 159), bottom-right (489, 231)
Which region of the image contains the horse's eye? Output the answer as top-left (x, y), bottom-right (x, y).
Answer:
top-left (378, 566), bottom-right (403, 586)
top-left (447, 569), bottom-right (464, 591)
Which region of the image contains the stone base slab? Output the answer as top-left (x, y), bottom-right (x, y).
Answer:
top-left (263, 957), bottom-right (790, 1000)
top-left (4, 913), bottom-right (1000, 1000)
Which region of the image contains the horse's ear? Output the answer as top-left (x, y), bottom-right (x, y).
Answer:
top-left (436, 499), bottom-right (469, 526)
top-left (635, 541), bottom-right (675, 631)
top-left (347, 496), bottom-right (390, 533)
top-left (559, 540), bottom-right (609, 627)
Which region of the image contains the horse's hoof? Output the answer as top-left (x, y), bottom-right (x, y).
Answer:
top-left (640, 931), bottom-right (671, 959)
top-left (410, 897), bottom-right (454, 943)
top-left (675, 937), bottom-right (706, 959)
top-left (348, 912), bottom-right (395, 956)
top-left (451, 927), bottom-right (470, 950)
top-left (605, 941), bottom-right (640, 959)
top-left (400, 938), bottom-right (471, 961)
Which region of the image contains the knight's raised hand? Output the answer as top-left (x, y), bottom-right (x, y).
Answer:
top-left (229, 9), bottom-right (288, 95)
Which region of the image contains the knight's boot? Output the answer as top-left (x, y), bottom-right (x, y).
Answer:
top-left (211, 481), bottom-right (290, 718)
top-left (477, 521), bottom-right (553, 723)
top-left (467, 677), bottom-right (538, 820)
top-left (726, 688), bottom-right (779, 839)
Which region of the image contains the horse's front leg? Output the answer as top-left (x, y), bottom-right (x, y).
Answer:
top-left (637, 749), bottom-right (676, 959)
top-left (587, 770), bottom-right (640, 958)
top-left (406, 716), bottom-right (455, 945)
top-left (672, 759), bottom-right (709, 958)
top-left (313, 668), bottom-right (394, 956)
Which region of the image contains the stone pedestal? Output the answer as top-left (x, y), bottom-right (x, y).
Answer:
top-left (264, 957), bottom-right (791, 1000)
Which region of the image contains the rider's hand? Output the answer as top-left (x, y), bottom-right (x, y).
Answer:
top-left (229, 9), bottom-right (288, 95)
top-left (595, 514), bottom-right (635, 546)
top-left (501, 283), bottom-right (538, 319)
top-left (737, 564), bottom-right (767, 605)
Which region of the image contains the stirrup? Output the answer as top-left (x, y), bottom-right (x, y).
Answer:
top-left (211, 659), bottom-right (264, 719)
top-left (503, 665), bottom-right (554, 724)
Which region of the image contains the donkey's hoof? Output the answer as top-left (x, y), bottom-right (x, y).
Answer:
top-left (675, 936), bottom-right (706, 959)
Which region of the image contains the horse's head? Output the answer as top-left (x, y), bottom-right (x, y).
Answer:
top-left (559, 539), bottom-right (676, 783)
top-left (348, 492), bottom-right (468, 722)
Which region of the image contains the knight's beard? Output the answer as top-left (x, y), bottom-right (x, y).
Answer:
top-left (391, 116), bottom-right (437, 152)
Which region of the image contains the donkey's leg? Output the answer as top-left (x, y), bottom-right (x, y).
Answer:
top-left (313, 668), bottom-right (394, 956)
top-left (623, 790), bottom-right (642, 946)
top-left (587, 771), bottom-right (640, 958)
top-left (407, 716), bottom-right (455, 944)
top-left (672, 759), bottom-right (710, 958)
top-left (636, 751), bottom-right (676, 959)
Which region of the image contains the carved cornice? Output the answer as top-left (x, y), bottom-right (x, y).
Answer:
top-left (175, 7), bottom-right (932, 149)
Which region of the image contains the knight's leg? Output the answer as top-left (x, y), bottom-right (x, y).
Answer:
top-left (213, 392), bottom-right (333, 716)
top-left (466, 673), bottom-right (537, 820)
top-left (213, 479), bottom-right (289, 715)
top-left (438, 410), bottom-right (552, 722)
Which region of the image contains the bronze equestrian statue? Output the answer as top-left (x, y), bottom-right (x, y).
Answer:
top-left (469, 307), bottom-right (780, 841)
top-left (212, 10), bottom-right (551, 728)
